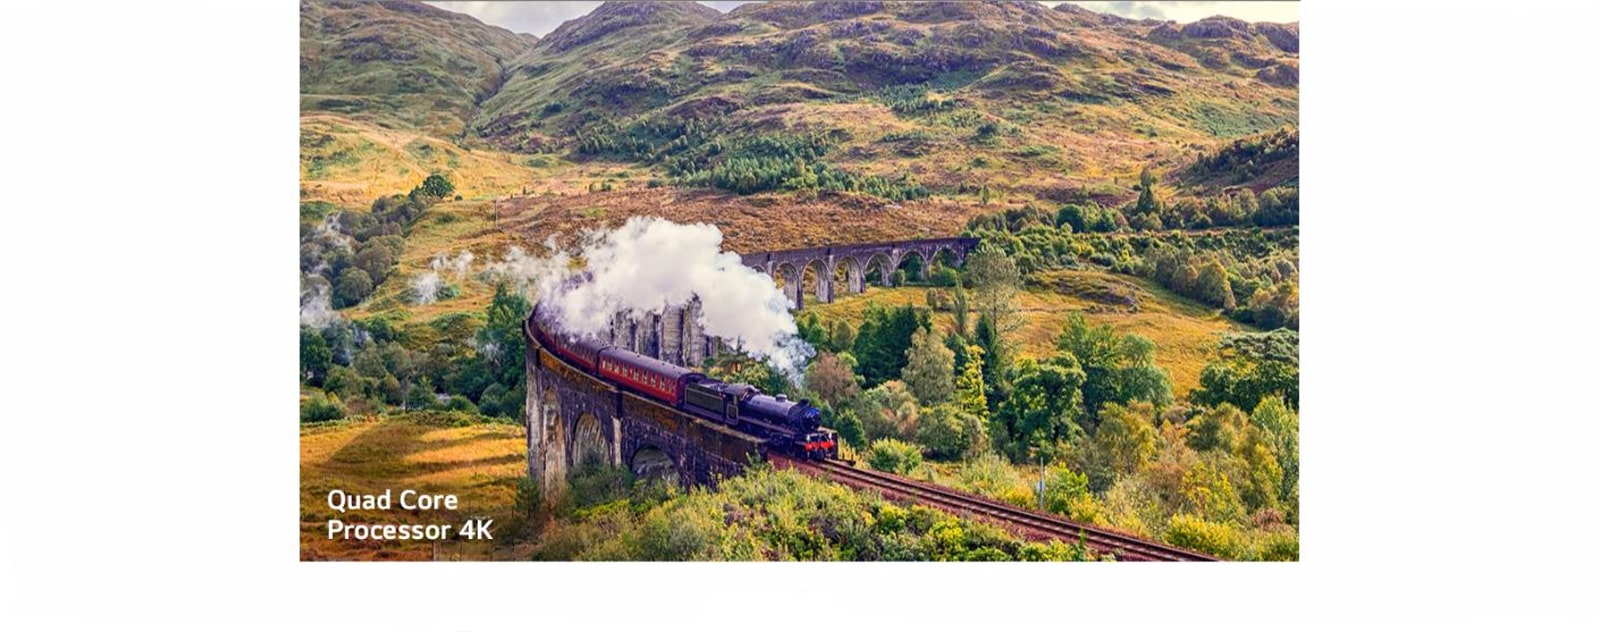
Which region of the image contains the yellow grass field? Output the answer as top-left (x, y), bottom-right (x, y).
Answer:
top-left (802, 268), bottom-right (1247, 397)
top-left (299, 415), bottom-right (527, 561)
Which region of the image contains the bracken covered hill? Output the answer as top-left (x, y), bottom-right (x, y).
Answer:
top-left (300, 0), bottom-right (1298, 215)
top-left (300, 0), bottom-right (537, 137)
top-left (469, 0), bottom-right (1297, 206)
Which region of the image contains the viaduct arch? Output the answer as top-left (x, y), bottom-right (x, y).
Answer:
top-left (740, 237), bottom-right (979, 310)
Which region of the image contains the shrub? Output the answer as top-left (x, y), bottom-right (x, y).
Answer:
top-left (830, 407), bottom-right (865, 449)
top-left (444, 395), bottom-right (477, 413)
top-left (1163, 514), bottom-right (1240, 558)
top-left (866, 439), bottom-right (924, 475)
top-left (413, 174), bottom-right (455, 200)
top-left (300, 392), bottom-right (345, 423)
top-left (333, 268), bottom-right (373, 308)
top-left (1042, 466), bottom-right (1092, 515)
top-left (916, 405), bottom-right (972, 460)
top-left (1256, 529), bottom-right (1299, 561)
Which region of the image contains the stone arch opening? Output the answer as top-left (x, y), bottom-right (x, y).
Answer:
top-left (863, 253), bottom-right (892, 287)
top-left (801, 259), bottom-right (828, 304)
top-left (629, 445), bottom-right (680, 487)
top-left (539, 386), bottom-right (567, 490)
top-left (832, 257), bottom-right (864, 296)
top-left (572, 412), bottom-right (608, 470)
top-left (894, 251), bottom-right (926, 285)
top-left (929, 247), bottom-right (962, 285)
top-left (774, 262), bottom-right (801, 309)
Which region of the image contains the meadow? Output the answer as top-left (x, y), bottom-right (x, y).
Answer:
top-left (803, 268), bottom-right (1244, 397)
top-left (299, 413), bottom-right (526, 560)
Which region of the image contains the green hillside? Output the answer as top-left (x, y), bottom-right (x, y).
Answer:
top-left (300, 0), bottom-right (536, 137)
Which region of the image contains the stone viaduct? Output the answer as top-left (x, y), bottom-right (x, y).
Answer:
top-left (523, 315), bottom-right (766, 502)
top-left (523, 236), bottom-right (979, 500)
top-left (740, 236), bottom-right (979, 310)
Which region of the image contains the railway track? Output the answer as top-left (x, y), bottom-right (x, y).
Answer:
top-left (773, 457), bottom-right (1215, 562)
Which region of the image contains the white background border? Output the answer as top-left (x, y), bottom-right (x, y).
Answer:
top-left (1, 1), bottom-right (1596, 629)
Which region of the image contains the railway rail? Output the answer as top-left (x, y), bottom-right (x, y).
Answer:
top-left (773, 456), bottom-right (1216, 562)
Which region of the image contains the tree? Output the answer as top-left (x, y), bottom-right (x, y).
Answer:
top-left (1186, 403), bottom-right (1247, 453)
top-left (354, 243), bottom-right (396, 286)
top-left (473, 283), bottom-right (532, 418)
top-left (951, 286), bottom-right (971, 337)
top-left (901, 324), bottom-right (955, 406)
top-left (323, 365), bottom-right (363, 403)
top-left (479, 382), bottom-right (509, 417)
top-left (1042, 466), bottom-right (1092, 516)
top-left (797, 313), bottom-right (829, 350)
top-left (300, 393), bottom-right (345, 423)
top-left (1056, 313), bottom-right (1121, 418)
top-left (916, 405), bottom-right (971, 460)
top-left (1114, 334), bottom-right (1174, 408)
top-left (851, 303), bottom-right (929, 387)
top-left (1251, 395), bottom-right (1299, 506)
top-left (405, 378), bottom-right (436, 410)
top-left (1181, 458), bottom-right (1245, 524)
top-left (805, 352), bottom-right (861, 407)
top-left (991, 357), bottom-right (1086, 461)
top-left (852, 380), bottom-right (920, 442)
top-left (828, 320), bottom-right (856, 353)
top-left (1092, 402), bottom-right (1159, 479)
top-left (300, 326), bottom-right (332, 385)
top-left (1057, 314), bottom-right (1173, 419)
top-left (1235, 424), bottom-right (1284, 513)
top-left (965, 242), bottom-right (1021, 334)
top-left (333, 268), bottom-right (374, 308)
top-left (829, 406), bottom-right (866, 448)
top-left (1056, 204), bottom-right (1088, 233)
top-left (1195, 260), bottom-right (1235, 309)
top-left (1134, 165), bottom-right (1161, 215)
top-left (1192, 330), bottom-right (1299, 412)
top-left (972, 313), bottom-right (1009, 410)
top-left (953, 344), bottom-right (988, 419)
top-left (415, 174), bottom-right (455, 200)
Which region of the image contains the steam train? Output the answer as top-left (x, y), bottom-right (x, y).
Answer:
top-left (529, 305), bottom-right (838, 460)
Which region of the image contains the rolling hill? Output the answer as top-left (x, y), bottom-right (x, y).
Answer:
top-left (300, 0), bottom-right (537, 138)
top-left (301, 0), bottom-right (1299, 217)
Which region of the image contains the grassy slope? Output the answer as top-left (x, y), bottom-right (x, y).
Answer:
top-left (476, 1), bottom-right (1299, 209)
top-left (802, 268), bottom-right (1245, 397)
top-left (299, 415), bottom-right (526, 561)
top-left (299, 0), bottom-right (533, 138)
top-left (299, 115), bottom-right (547, 208)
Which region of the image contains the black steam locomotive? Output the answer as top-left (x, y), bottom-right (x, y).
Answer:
top-left (529, 305), bottom-right (838, 460)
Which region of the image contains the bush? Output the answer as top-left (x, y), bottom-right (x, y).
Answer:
top-left (300, 392), bottom-right (345, 423)
top-left (928, 266), bottom-right (961, 287)
top-left (1256, 529), bottom-right (1299, 561)
top-left (1042, 466), bottom-right (1091, 515)
top-left (444, 395), bottom-right (477, 413)
top-left (333, 268), bottom-right (373, 308)
top-left (830, 407), bottom-right (865, 449)
top-left (916, 405), bottom-right (971, 460)
top-left (1163, 514), bottom-right (1240, 558)
top-left (866, 439), bottom-right (924, 475)
top-left (413, 174), bottom-right (455, 200)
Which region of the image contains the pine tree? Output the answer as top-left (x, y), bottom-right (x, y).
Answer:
top-left (953, 344), bottom-right (988, 418)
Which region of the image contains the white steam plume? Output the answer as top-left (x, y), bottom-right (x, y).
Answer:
top-left (299, 281), bottom-right (341, 328)
top-left (485, 238), bottom-right (571, 293)
top-left (536, 217), bottom-right (812, 381)
top-left (412, 250), bottom-right (476, 305)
